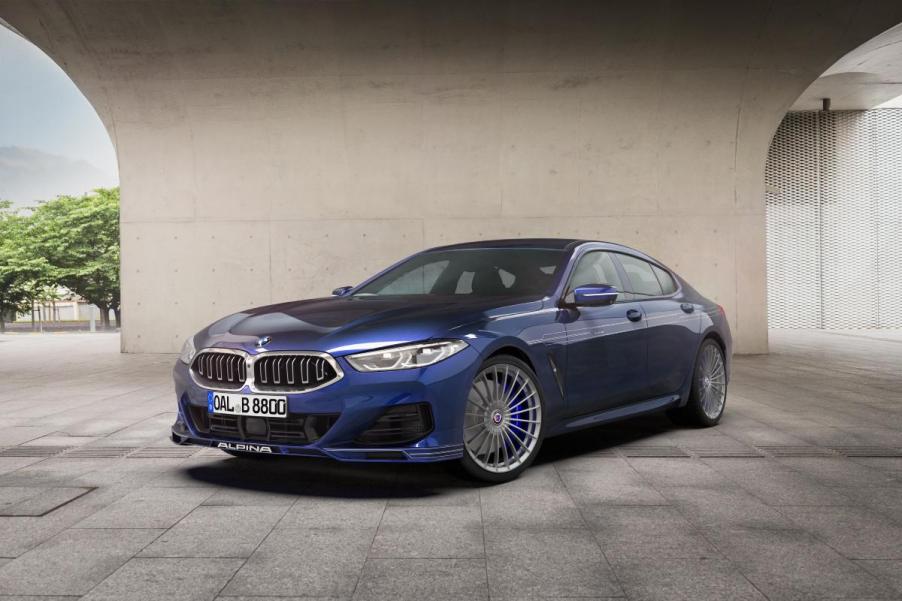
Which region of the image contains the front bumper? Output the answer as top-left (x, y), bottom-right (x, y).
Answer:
top-left (171, 346), bottom-right (479, 463)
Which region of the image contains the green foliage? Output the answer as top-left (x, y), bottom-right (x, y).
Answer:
top-left (0, 189), bottom-right (121, 330)
top-left (26, 188), bottom-right (121, 326)
top-left (0, 201), bottom-right (51, 330)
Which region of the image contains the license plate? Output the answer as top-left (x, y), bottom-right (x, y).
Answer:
top-left (207, 391), bottom-right (288, 418)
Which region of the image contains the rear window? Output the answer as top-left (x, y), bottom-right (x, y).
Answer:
top-left (652, 265), bottom-right (678, 295)
top-left (617, 254), bottom-right (664, 297)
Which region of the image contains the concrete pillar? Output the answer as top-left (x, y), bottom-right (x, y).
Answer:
top-left (2, 1), bottom-right (900, 353)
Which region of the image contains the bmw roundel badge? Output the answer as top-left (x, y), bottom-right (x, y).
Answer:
top-left (256, 335), bottom-right (272, 348)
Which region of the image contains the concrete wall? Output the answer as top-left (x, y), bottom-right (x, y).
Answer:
top-left (2, 1), bottom-right (900, 353)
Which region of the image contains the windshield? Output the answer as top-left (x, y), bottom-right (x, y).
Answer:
top-left (353, 248), bottom-right (568, 299)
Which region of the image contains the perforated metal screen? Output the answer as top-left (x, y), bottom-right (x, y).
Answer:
top-left (766, 109), bottom-right (902, 329)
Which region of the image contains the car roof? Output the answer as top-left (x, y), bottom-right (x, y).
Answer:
top-left (422, 238), bottom-right (668, 269)
top-left (425, 238), bottom-right (647, 254)
top-left (426, 238), bottom-right (585, 251)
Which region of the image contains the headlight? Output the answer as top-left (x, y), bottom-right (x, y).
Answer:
top-left (346, 340), bottom-right (468, 372)
top-left (179, 336), bottom-right (197, 365)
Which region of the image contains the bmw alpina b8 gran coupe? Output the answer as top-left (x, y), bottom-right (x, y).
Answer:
top-left (172, 239), bottom-right (731, 481)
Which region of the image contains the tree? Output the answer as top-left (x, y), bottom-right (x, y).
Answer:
top-left (26, 188), bottom-right (120, 329)
top-left (0, 201), bottom-right (49, 332)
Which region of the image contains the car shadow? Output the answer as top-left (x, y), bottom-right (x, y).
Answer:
top-left (182, 412), bottom-right (685, 499)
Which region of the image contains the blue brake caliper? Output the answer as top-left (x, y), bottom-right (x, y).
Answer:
top-left (506, 374), bottom-right (523, 455)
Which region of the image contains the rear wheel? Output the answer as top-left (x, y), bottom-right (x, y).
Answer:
top-left (667, 339), bottom-right (727, 427)
top-left (460, 355), bottom-right (544, 482)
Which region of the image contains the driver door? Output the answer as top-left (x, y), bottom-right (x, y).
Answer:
top-left (562, 251), bottom-right (648, 416)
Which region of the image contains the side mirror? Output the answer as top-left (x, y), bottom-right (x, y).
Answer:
top-left (332, 286), bottom-right (353, 297)
top-left (572, 284), bottom-right (618, 307)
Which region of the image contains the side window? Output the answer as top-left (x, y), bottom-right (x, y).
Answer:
top-left (454, 271), bottom-right (475, 294)
top-left (652, 265), bottom-right (677, 295)
top-left (617, 254), bottom-right (664, 297)
top-left (569, 252), bottom-right (625, 292)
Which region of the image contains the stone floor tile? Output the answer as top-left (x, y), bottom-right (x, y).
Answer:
top-left (849, 457), bottom-right (902, 480)
top-left (276, 497), bottom-right (386, 530)
top-left (662, 485), bottom-right (797, 531)
top-left (613, 558), bottom-right (768, 601)
top-left (218, 597), bottom-right (347, 601)
top-left (0, 528), bottom-right (162, 595)
top-left (0, 458), bottom-right (111, 488)
top-left (585, 505), bottom-right (721, 562)
top-left (138, 505), bottom-right (288, 558)
top-left (0, 456), bottom-right (48, 475)
top-left (556, 457), bottom-right (669, 507)
top-left (223, 527), bottom-right (373, 597)
top-left (22, 435), bottom-right (100, 447)
top-left (353, 558), bottom-right (487, 600)
top-left (484, 528), bottom-right (622, 598)
top-left (74, 486), bottom-right (214, 529)
top-left (702, 457), bottom-right (854, 506)
top-left (856, 560), bottom-right (902, 595)
top-left (370, 505), bottom-right (483, 558)
top-left (781, 505), bottom-right (902, 560)
top-left (480, 467), bottom-right (585, 528)
top-left (81, 557), bottom-right (243, 601)
top-left (777, 457), bottom-right (896, 488)
top-left (0, 596), bottom-right (80, 601)
top-left (708, 527), bottom-right (898, 601)
top-left (387, 485), bottom-right (480, 507)
top-left (202, 487), bottom-right (299, 507)
top-left (836, 484), bottom-right (902, 524)
top-left (626, 457), bottom-right (731, 488)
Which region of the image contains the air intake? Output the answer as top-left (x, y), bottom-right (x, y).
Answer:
top-left (355, 403), bottom-right (434, 446)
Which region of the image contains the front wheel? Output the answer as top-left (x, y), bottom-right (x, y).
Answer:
top-left (460, 355), bottom-right (545, 483)
top-left (667, 338), bottom-right (727, 427)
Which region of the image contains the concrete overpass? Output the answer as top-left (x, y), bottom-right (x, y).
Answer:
top-left (2, 1), bottom-right (900, 353)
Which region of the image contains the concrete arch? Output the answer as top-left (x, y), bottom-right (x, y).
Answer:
top-left (2, 0), bottom-right (900, 353)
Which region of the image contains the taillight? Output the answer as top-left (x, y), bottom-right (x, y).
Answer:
top-left (716, 304), bottom-right (726, 317)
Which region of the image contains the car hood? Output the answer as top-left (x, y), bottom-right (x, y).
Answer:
top-left (195, 295), bottom-right (545, 356)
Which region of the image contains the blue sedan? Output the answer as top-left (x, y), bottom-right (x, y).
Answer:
top-left (172, 239), bottom-right (731, 481)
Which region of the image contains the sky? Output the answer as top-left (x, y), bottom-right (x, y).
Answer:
top-left (0, 22), bottom-right (118, 206)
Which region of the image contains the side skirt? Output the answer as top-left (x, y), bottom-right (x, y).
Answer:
top-left (549, 394), bottom-right (681, 436)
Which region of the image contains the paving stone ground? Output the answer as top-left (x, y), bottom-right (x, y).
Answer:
top-left (0, 329), bottom-right (900, 600)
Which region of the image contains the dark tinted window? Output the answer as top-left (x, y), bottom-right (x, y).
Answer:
top-left (569, 251), bottom-right (624, 291)
top-left (617, 254), bottom-right (664, 296)
top-left (377, 260), bottom-right (449, 295)
top-left (652, 265), bottom-right (677, 295)
top-left (354, 249), bottom-right (567, 298)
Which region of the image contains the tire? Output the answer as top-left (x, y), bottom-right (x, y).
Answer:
top-left (667, 338), bottom-right (727, 427)
top-left (459, 355), bottom-right (545, 483)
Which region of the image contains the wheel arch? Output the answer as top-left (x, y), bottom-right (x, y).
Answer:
top-left (486, 344), bottom-right (536, 372)
top-left (700, 329), bottom-right (729, 382)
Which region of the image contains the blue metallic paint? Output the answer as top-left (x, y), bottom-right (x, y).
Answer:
top-left (172, 239), bottom-right (732, 463)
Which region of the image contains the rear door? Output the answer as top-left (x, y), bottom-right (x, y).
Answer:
top-left (562, 251), bottom-right (647, 416)
top-left (614, 253), bottom-right (699, 398)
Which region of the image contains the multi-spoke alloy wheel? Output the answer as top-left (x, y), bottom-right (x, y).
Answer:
top-left (697, 342), bottom-right (726, 419)
top-left (667, 338), bottom-right (727, 427)
top-left (461, 357), bottom-right (543, 481)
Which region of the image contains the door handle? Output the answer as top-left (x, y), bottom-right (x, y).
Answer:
top-left (626, 309), bottom-right (643, 322)
top-left (680, 303), bottom-right (695, 314)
